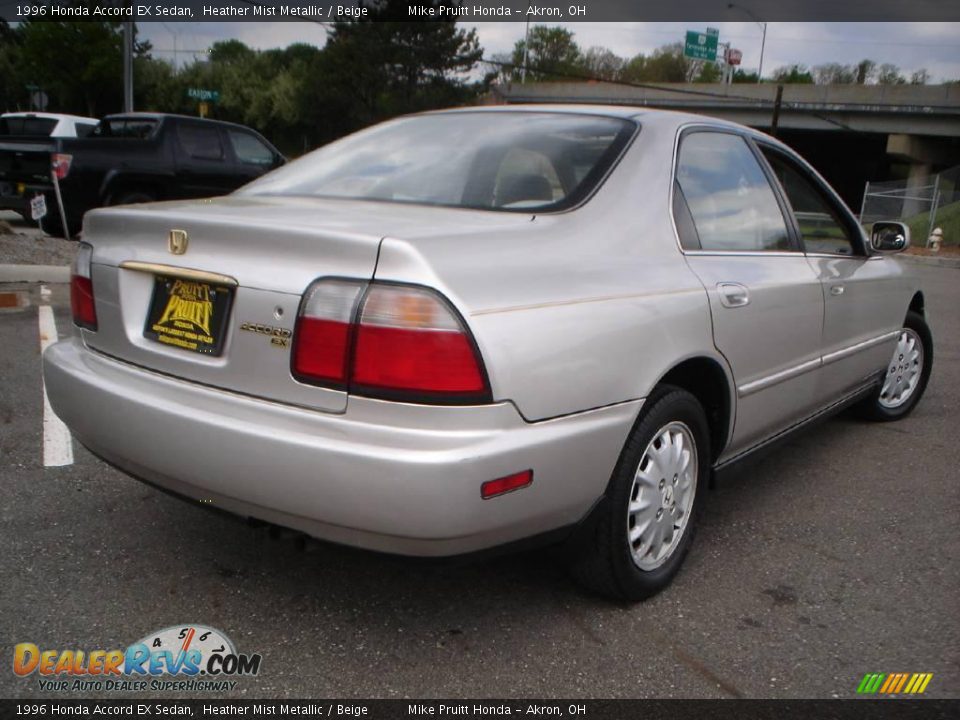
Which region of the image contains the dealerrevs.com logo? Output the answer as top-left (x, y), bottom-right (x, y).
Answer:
top-left (13, 625), bottom-right (262, 693)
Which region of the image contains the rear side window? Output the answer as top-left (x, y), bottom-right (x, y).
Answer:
top-left (0, 116), bottom-right (57, 136)
top-left (675, 131), bottom-right (791, 252)
top-left (75, 123), bottom-right (97, 138)
top-left (228, 130), bottom-right (274, 166)
top-left (93, 119), bottom-right (158, 139)
top-left (178, 124), bottom-right (224, 161)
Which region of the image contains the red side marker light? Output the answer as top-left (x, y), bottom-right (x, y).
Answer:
top-left (481, 470), bottom-right (533, 500)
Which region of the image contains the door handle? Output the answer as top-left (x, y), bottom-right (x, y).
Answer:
top-left (717, 282), bottom-right (750, 308)
top-left (830, 284), bottom-right (845, 296)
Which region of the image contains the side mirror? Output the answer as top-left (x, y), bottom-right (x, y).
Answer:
top-left (871, 221), bottom-right (910, 253)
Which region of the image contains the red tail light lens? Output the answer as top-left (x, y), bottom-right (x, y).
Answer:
top-left (70, 242), bottom-right (97, 330)
top-left (352, 285), bottom-right (487, 400)
top-left (292, 280), bottom-right (491, 405)
top-left (51, 153), bottom-right (72, 180)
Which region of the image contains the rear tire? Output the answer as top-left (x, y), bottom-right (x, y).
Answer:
top-left (856, 311), bottom-right (933, 422)
top-left (570, 385), bottom-right (710, 601)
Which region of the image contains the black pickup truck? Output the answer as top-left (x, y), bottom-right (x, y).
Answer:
top-left (0, 113), bottom-right (285, 237)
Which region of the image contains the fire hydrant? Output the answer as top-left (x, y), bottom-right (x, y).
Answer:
top-left (929, 227), bottom-right (943, 252)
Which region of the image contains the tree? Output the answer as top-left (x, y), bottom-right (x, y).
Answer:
top-left (12, 16), bottom-right (151, 116)
top-left (321, 0), bottom-right (482, 130)
top-left (511, 25), bottom-right (583, 81)
top-left (813, 62), bottom-right (856, 85)
top-left (771, 65), bottom-right (814, 83)
top-left (732, 68), bottom-right (760, 83)
top-left (910, 69), bottom-right (930, 85)
top-left (877, 63), bottom-right (906, 85)
top-left (581, 47), bottom-right (625, 81)
top-left (644, 43), bottom-right (692, 83)
top-left (0, 21), bottom-right (26, 112)
top-left (855, 59), bottom-right (876, 84)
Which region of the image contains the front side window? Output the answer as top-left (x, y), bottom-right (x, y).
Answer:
top-left (675, 131), bottom-right (791, 252)
top-left (238, 112), bottom-right (636, 212)
top-left (760, 148), bottom-right (860, 256)
top-left (228, 130), bottom-right (275, 166)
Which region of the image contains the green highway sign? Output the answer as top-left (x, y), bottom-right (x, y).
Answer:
top-left (187, 88), bottom-right (220, 102)
top-left (684, 30), bottom-right (719, 62)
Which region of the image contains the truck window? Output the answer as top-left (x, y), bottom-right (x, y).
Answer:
top-left (75, 123), bottom-right (97, 138)
top-left (228, 130), bottom-right (274, 166)
top-left (93, 119), bottom-right (158, 139)
top-left (0, 116), bottom-right (58, 136)
top-left (178, 124), bottom-right (225, 161)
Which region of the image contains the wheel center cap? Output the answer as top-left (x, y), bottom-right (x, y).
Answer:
top-left (663, 485), bottom-right (674, 505)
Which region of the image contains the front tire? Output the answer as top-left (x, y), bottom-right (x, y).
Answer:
top-left (571, 386), bottom-right (710, 601)
top-left (857, 311), bottom-right (933, 422)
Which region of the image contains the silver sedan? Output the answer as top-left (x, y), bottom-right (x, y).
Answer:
top-left (43, 106), bottom-right (933, 600)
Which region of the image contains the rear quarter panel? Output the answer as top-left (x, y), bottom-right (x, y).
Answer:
top-left (373, 120), bottom-right (729, 422)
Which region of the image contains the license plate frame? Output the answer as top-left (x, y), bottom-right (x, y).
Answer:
top-left (143, 274), bottom-right (234, 357)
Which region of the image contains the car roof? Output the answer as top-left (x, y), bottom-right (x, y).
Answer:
top-left (101, 112), bottom-right (265, 134)
top-left (429, 104), bottom-right (785, 149)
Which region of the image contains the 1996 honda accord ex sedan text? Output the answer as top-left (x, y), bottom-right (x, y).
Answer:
top-left (43, 106), bottom-right (933, 600)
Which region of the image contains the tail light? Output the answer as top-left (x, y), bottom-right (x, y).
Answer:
top-left (293, 279), bottom-right (490, 404)
top-left (70, 242), bottom-right (97, 330)
top-left (292, 280), bottom-right (365, 387)
top-left (51, 153), bottom-right (72, 180)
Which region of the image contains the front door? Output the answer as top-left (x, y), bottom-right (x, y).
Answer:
top-left (674, 130), bottom-right (825, 459)
top-left (757, 145), bottom-right (904, 402)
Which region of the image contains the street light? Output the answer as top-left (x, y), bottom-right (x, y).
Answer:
top-left (728, 4), bottom-right (767, 84)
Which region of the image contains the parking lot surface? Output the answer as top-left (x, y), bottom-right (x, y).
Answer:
top-left (1, 264), bottom-right (957, 700)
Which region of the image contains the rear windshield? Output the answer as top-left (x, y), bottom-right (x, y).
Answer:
top-left (92, 118), bottom-right (158, 139)
top-left (239, 112), bottom-right (637, 212)
top-left (0, 116), bottom-right (58, 136)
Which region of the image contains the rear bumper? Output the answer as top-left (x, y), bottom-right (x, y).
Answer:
top-left (43, 338), bottom-right (639, 556)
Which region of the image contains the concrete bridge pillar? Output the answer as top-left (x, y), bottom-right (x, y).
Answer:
top-left (886, 134), bottom-right (941, 217)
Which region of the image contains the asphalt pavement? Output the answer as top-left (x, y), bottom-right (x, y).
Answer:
top-left (0, 265), bottom-right (957, 700)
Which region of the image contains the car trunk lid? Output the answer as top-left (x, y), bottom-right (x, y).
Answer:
top-left (80, 195), bottom-right (531, 413)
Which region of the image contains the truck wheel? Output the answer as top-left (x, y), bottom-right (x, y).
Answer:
top-left (39, 213), bottom-right (82, 240)
top-left (570, 385), bottom-right (710, 601)
top-left (110, 190), bottom-right (156, 206)
top-left (856, 311), bottom-right (933, 422)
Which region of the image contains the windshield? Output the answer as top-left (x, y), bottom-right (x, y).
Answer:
top-left (239, 112), bottom-right (636, 212)
top-left (0, 116), bottom-right (58, 136)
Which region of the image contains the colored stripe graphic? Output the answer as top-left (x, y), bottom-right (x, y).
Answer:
top-left (857, 673), bottom-right (933, 694)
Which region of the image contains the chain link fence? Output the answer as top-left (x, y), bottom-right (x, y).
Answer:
top-left (860, 165), bottom-right (960, 247)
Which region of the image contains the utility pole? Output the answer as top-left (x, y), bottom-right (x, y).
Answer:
top-left (122, 21), bottom-right (134, 112)
top-left (521, 8), bottom-right (531, 84)
top-left (770, 84), bottom-right (784, 137)
top-left (728, 3), bottom-right (767, 84)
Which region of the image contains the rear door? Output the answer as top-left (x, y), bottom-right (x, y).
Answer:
top-left (756, 143), bottom-right (904, 402)
top-left (674, 129), bottom-right (825, 457)
top-left (174, 121), bottom-right (237, 197)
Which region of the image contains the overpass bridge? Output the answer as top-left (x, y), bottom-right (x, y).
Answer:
top-left (493, 82), bottom-right (960, 209)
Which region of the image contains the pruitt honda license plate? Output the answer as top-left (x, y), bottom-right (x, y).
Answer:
top-left (144, 275), bottom-right (233, 356)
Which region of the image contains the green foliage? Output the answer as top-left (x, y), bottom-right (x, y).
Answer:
top-left (771, 65), bottom-right (814, 84)
top-left (510, 26), bottom-right (583, 81)
top-left (2, 8), bottom-right (484, 156)
top-left (903, 200), bottom-right (960, 247)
